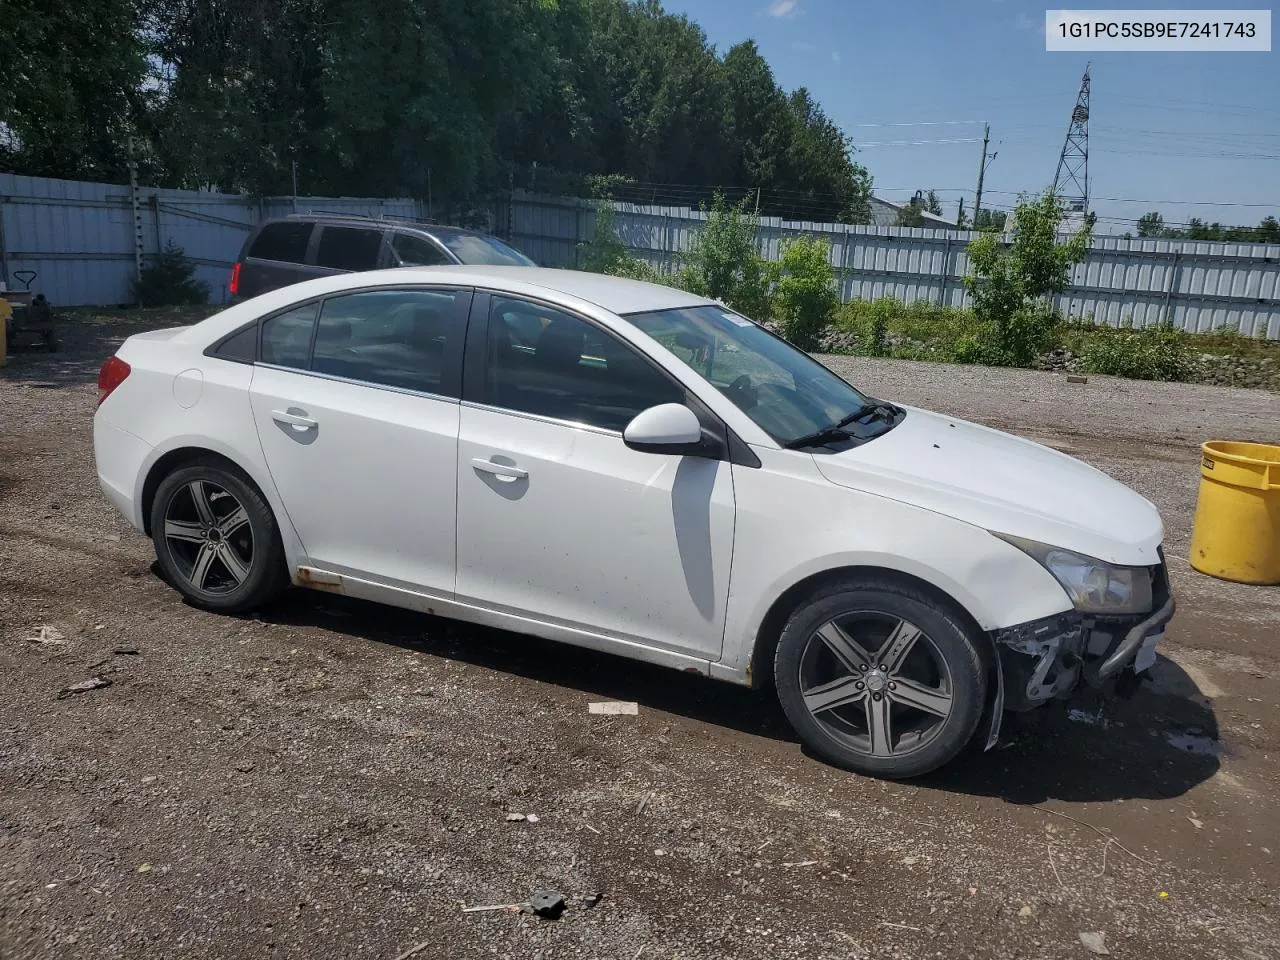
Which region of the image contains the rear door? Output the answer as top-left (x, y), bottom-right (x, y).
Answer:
top-left (239, 221), bottom-right (316, 297)
top-left (248, 286), bottom-right (472, 593)
top-left (312, 225), bottom-right (387, 278)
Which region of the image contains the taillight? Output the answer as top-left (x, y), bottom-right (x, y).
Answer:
top-left (229, 261), bottom-right (241, 296)
top-left (97, 356), bottom-right (131, 407)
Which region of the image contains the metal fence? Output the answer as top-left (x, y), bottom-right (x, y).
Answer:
top-left (502, 191), bottom-right (1280, 339)
top-left (3, 174), bottom-right (1278, 339)
top-left (0, 173), bottom-right (422, 307)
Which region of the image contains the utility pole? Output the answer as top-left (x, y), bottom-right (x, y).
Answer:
top-left (972, 123), bottom-right (991, 230)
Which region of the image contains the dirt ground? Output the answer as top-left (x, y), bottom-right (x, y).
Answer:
top-left (2, 310), bottom-right (1278, 960)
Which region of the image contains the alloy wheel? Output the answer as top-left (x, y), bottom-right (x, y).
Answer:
top-left (798, 613), bottom-right (953, 758)
top-left (162, 479), bottom-right (254, 595)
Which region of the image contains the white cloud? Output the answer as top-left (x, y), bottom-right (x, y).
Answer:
top-left (768, 0), bottom-right (798, 18)
top-left (832, 51), bottom-right (842, 63)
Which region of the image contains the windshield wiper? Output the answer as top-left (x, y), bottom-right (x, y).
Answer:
top-left (784, 401), bottom-right (900, 450)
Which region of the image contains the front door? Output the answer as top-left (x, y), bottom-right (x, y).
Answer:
top-left (249, 287), bottom-right (471, 593)
top-left (454, 294), bottom-right (736, 660)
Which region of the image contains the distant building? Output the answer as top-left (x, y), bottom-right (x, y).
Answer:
top-left (868, 196), bottom-right (957, 229)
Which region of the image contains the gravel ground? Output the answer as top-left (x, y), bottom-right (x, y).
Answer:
top-left (2, 313), bottom-right (1278, 960)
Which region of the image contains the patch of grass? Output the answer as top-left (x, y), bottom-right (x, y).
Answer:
top-left (1074, 322), bottom-right (1193, 382)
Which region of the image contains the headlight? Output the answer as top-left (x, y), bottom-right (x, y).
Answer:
top-left (994, 534), bottom-right (1154, 615)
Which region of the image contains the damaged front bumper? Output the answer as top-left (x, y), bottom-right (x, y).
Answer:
top-left (991, 558), bottom-right (1175, 713)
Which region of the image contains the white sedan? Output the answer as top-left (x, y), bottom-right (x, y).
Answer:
top-left (93, 266), bottom-right (1175, 778)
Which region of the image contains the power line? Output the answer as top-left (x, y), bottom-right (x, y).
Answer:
top-left (847, 120), bottom-right (986, 128)
top-left (856, 137), bottom-right (982, 147)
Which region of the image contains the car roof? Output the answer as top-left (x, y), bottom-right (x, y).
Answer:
top-left (403, 266), bottom-right (716, 314)
top-left (267, 214), bottom-right (490, 238)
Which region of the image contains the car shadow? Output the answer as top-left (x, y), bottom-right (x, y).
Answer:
top-left (247, 585), bottom-right (1220, 802)
top-left (254, 586), bottom-right (797, 742)
top-left (918, 655), bottom-right (1221, 803)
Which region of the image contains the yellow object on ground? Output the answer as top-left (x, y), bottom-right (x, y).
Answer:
top-left (1189, 441), bottom-right (1280, 584)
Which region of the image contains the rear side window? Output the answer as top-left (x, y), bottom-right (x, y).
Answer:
top-left (261, 303), bottom-right (318, 369)
top-left (247, 222), bottom-right (313, 263)
top-left (211, 324), bottom-right (258, 363)
top-left (311, 289), bottom-right (466, 395)
top-left (392, 233), bottom-right (451, 266)
top-left (316, 227), bottom-right (383, 270)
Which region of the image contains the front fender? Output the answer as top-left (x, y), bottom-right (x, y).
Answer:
top-left (713, 448), bottom-right (1073, 684)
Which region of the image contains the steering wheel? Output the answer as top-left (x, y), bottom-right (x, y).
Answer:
top-left (725, 374), bottom-right (758, 410)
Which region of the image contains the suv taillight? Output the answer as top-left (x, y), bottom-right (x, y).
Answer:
top-left (229, 261), bottom-right (241, 296)
top-left (97, 356), bottom-right (131, 408)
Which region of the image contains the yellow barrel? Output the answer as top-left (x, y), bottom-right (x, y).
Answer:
top-left (1189, 441), bottom-right (1280, 584)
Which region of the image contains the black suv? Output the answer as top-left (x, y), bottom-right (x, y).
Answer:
top-left (230, 214), bottom-right (535, 300)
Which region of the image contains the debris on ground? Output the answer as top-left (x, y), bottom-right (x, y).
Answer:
top-left (505, 813), bottom-right (539, 823)
top-left (1187, 816), bottom-right (1204, 829)
top-left (234, 760), bottom-right (255, 773)
top-left (56, 676), bottom-right (112, 699)
top-left (112, 645), bottom-right (140, 655)
top-left (1067, 375), bottom-right (1089, 384)
top-left (579, 892), bottom-right (603, 910)
top-left (28, 625), bottom-right (66, 647)
top-left (1078, 931), bottom-right (1110, 955)
top-left (461, 890), bottom-right (566, 920)
top-left (588, 701), bottom-right (638, 715)
top-left (525, 890), bottom-right (566, 919)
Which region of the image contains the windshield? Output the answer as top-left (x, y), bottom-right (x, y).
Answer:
top-left (623, 304), bottom-right (871, 446)
top-left (439, 233), bottom-right (536, 266)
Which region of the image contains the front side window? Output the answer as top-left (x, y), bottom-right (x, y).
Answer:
top-left (311, 289), bottom-right (465, 394)
top-left (392, 233), bottom-right (451, 267)
top-left (260, 303), bottom-right (318, 369)
top-left (315, 226), bottom-right (384, 270)
top-left (485, 296), bottom-right (683, 431)
top-left (623, 305), bottom-right (870, 445)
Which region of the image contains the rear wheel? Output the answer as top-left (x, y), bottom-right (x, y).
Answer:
top-left (773, 576), bottom-right (986, 779)
top-left (150, 460), bottom-right (287, 613)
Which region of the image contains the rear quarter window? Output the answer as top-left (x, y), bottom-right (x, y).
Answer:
top-left (316, 227), bottom-right (384, 271)
top-left (247, 222), bottom-right (314, 263)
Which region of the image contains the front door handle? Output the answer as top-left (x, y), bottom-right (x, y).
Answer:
top-left (471, 457), bottom-right (528, 481)
top-left (272, 409), bottom-right (318, 430)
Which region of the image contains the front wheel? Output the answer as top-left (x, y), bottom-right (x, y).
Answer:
top-left (150, 460), bottom-right (287, 614)
top-left (773, 576), bottom-right (986, 779)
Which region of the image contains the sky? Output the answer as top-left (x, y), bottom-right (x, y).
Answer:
top-left (662, 0), bottom-right (1280, 233)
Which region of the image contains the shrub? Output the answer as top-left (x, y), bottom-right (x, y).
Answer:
top-left (964, 190), bottom-right (1090, 365)
top-left (1076, 322), bottom-right (1192, 381)
top-left (675, 193), bottom-right (772, 322)
top-left (770, 236), bottom-right (838, 350)
top-left (132, 243), bottom-right (209, 307)
top-left (579, 202), bottom-right (667, 284)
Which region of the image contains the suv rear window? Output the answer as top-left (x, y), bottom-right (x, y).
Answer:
top-left (248, 222), bottom-right (313, 263)
top-left (316, 226), bottom-right (383, 271)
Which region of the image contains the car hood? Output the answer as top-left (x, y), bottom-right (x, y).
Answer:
top-left (812, 407), bottom-right (1164, 567)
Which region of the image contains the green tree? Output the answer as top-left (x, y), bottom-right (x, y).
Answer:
top-left (924, 190), bottom-right (942, 216)
top-left (0, 0), bottom-right (148, 180)
top-left (895, 202), bottom-right (925, 227)
top-left (963, 190), bottom-right (1092, 366)
top-left (1136, 211), bottom-right (1165, 238)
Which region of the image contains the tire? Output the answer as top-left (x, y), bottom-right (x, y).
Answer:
top-left (773, 576), bottom-right (986, 779)
top-left (150, 459), bottom-right (288, 614)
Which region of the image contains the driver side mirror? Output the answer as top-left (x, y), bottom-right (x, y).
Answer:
top-left (623, 403), bottom-right (710, 456)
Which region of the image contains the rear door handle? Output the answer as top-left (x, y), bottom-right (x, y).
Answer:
top-left (471, 457), bottom-right (528, 481)
top-left (272, 409), bottom-right (318, 430)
